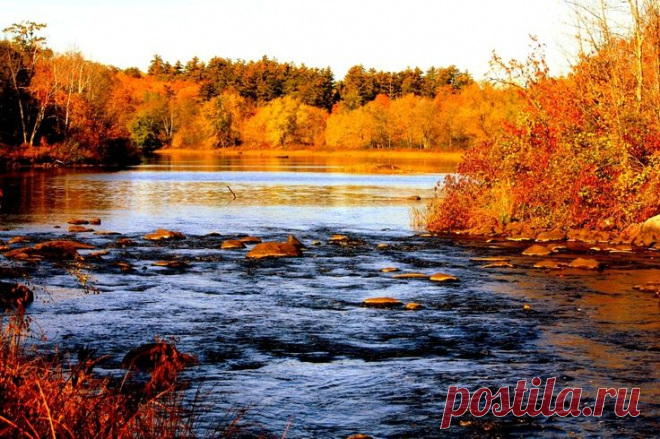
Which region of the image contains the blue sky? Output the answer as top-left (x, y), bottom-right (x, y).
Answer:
top-left (2, 0), bottom-right (574, 79)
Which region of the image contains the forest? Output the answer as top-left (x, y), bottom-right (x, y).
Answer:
top-left (0, 21), bottom-right (520, 167)
top-left (427, 0), bottom-right (660, 233)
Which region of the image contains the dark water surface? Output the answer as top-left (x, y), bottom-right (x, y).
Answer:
top-left (1, 154), bottom-right (660, 438)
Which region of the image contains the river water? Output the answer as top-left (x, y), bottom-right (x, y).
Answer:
top-left (1, 153), bottom-right (660, 438)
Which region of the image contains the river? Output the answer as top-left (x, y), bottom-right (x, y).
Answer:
top-left (1, 153), bottom-right (659, 438)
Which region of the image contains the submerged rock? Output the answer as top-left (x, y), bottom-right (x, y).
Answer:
top-left (430, 273), bottom-right (459, 283)
top-left (246, 242), bottom-right (303, 259)
top-left (143, 229), bottom-right (186, 241)
top-left (69, 225), bottom-right (94, 233)
top-left (239, 236), bottom-right (262, 244)
top-left (522, 245), bottom-right (552, 256)
top-left (362, 297), bottom-right (403, 308)
top-left (34, 241), bottom-right (95, 259)
top-left (380, 267), bottom-right (399, 273)
top-left (121, 342), bottom-right (198, 373)
top-left (153, 260), bottom-right (190, 269)
top-left (482, 262), bottom-right (514, 269)
top-left (0, 282), bottom-right (34, 309)
top-left (533, 260), bottom-right (567, 270)
top-left (221, 240), bottom-right (246, 250)
top-left (404, 302), bottom-right (424, 310)
top-left (8, 236), bottom-right (30, 244)
top-left (568, 258), bottom-right (602, 270)
top-left (393, 273), bottom-right (430, 279)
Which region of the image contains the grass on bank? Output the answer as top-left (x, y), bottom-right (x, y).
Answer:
top-left (0, 307), bottom-right (244, 439)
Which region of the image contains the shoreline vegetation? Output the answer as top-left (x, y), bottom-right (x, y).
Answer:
top-left (0, 21), bottom-right (513, 170)
top-left (425, 2), bottom-right (660, 240)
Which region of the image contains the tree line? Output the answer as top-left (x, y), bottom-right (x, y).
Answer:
top-left (0, 21), bottom-right (520, 166)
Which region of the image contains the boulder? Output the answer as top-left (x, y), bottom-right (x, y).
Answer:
top-left (8, 236), bottom-right (30, 244)
top-left (362, 297), bottom-right (403, 308)
top-left (522, 245), bottom-right (552, 256)
top-left (536, 230), bottom-right (566, 242)
top-left (143, 229), bottom-right (186, 241)
top-left (246, 242), bottom-right (303, 259)
top-left (533, 260), bottom-right (567, 270)
top-left (0, 282), bottom-right (34, 309)
top-left (34, 241), bottom-right (95, 259)
top-left (380, 267), bottom-right (399, 273)
top-left (568, 258), bottom-right (602, 270)
top-left (482, 262), bottom-right (514, 269)
top-left (404, 302), bottom-right (424, 310)
top-left (221, 240), bottom-right (246, 250)
top-left (89, 218), bottom-right (102, 225)
top-left (67, 219), bottom-right (89, 225)
top-left (429, 273), bottom-right (459, 282)
top-left (394, 273), bottom-right (430, 279)
top-left (239, 236), bottom-right (262, 244)
top-left (69, 225), bottom-right (94, 233)
top-left (3, 247), bottom-right (41, 261)
top-left (153, 261), bottom-right (190, 269)
top-left (286, 234), bottom-right (305, 249)
top-left (121, 342), bottom-right (197, 375)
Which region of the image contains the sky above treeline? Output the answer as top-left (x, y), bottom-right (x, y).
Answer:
top-left (2, 0), bottom-right (574, 79)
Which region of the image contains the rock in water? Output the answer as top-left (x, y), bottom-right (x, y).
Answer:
top-left (568, 258), bottom-right (602, 270)
top-left (405, 302), bottom-right (424, 310)
top-left (362, 297), bottom-right (403, 308)
top-left (286, 234), bottom-right (306, 249)
top-left (221, 240), bottom-right (246, 250)
top-left (0, 282), bottom-right (34, 309)
top-left (143, 229), bottom-right (186, 241)
top-left (246, 242), bottom-right (303, 259)
top-left (522, 244), bottom-right (552, 256)
top-left (429, 273), bottom-right (459, 282)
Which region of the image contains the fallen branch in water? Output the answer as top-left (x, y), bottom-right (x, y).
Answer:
top-left (227, 186), bottom-right (237, 200)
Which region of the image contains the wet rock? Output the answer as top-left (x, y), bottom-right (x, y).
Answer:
top-left (221, 240), bottom-right (246, 250)
top-left (205, 232), bottom-right (222, 237)
top-left (430, 273), bottom-right (459, 282)
top-left (8, 236), bottom-right (30, 244)
top-left (634, 283), bottom-right (660, 293)
top-left (405, 302), bottom-right (424, 310)
top-left (394, 273), bottom-right (430, 279)
top-left (329, 234), bottom-right (350, 243)
top-left (311, 240), bottom-right (322, 246)
top-left (375, 243), bottom-right (389, 250)
top-left (114, 238), bottom-right (135, 247)
top-left (523, 303), bottom-right (532, 311)
top-left (153, 260), bottom-right (190, 269)
top-left (89, 218), bottom-right (102, 225)
top-left (67, 219), bottom-right (89, 225)
top-left (0, 245), bottom-right (8, 252)
top-left (286, 234), bottom-right (305, 249)
top-left (94, 231), bottom-right (121, 236)
top-left (3, 247), bottom-right (41, 261)
top-left (88, 250), bottom-right (109, 257)
top-left (547, 243), bottom-right (566, 253)
top-left (121, 342), bottom-right (198, 374)
top-left (522, 244), bottom-right (552, 256)
top-left (536, 230), bottom-right (566, 242)
top-left (408, 195), bottom-right (421, 201)
top-left (482, 262), bottom-right (514, 269)
top-left (506, 235), bottom-right (535, 242)
top-left (246, 242), bottom-right (303, 259)
top-left (362, 297), bottom-right (403, 308)
top-left (380, 267), bottom-right (399, 273)
top-left (470, 257), bottom-right (510, 262)
top-left (143, 229), bottom-right (186, 241)
top-left (239, 236), bottom-right (262, 244)
top-left (568, 258), bottom-right (602, 270)
top-left (114, 262), bottom-right (134, 273)
top-left (0, 282), bottom-right (34, 309)
top-left (533, 260), bottom-right (567, 270)
top-left (347, 435), bottom-right (373, 439)
top-left (34, 241), bottom-right (95, 259)
top-left (69, 225), bottom-right (94, 233)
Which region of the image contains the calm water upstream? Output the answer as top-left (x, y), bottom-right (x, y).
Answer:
top-left (1, 153), bottom-right (660, 438)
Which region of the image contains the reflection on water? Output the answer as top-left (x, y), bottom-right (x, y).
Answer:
top-left (1, 154), bottom-right (660, 437)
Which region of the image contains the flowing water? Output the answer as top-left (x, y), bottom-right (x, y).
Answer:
top-left (1, 153), bottom-right (660, 438)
